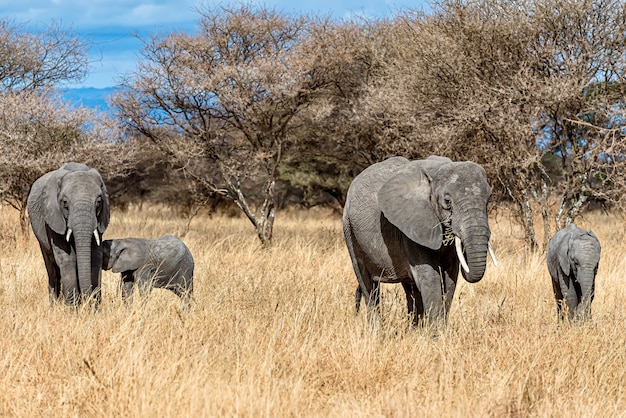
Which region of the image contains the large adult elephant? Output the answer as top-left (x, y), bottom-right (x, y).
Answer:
top-left (343, 156), bottom-right (496, 327)
top-left (27, 162), bottom-right (110, 306)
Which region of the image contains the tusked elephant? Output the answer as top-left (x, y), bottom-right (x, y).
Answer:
top-left (102, 235), bottom-right (194, 306)
top-left (547, 224), bottom-right (601, 322)
top-left (343, 155), bottom-right (497, 328)
top-left (27, 162), bottom-right (110, 306)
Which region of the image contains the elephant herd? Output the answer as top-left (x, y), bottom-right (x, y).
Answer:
top-left (27, 162), bottom-right (194, 307)
top-left (343, 155), bottom-right (601, 326)
top-left (27, 159), bottom-right (601, 325)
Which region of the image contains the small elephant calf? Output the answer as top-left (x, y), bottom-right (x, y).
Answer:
top-left (102, 235), bottom-right (194, 305)
top-left (547, 224), bottom-right (601, 322)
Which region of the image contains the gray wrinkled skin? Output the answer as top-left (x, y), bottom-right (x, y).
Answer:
top-left (547, 224), bottom-right (601, 322)
top-left (27, 162), bottom-right (110, 306)
top-left (343, 156), bottom-right (493, 328)
top-left (102, 235), bottom-right (194, 306)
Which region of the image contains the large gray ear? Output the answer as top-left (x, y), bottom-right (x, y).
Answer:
top-left (558, 244), bottom-right (571, 277)
top-left (378, 161), bottom-right (442, 250)
top-left (42, 173), bottom-right (67, 235)
top-left (558, 232), bottom-right (571, 277)
top-left (111, 240), bottom-right (145, 273)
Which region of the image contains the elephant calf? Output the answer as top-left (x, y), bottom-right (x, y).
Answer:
top-left (102, 235), bottom-right (194, 306)
top-left (547, 224), bottom-right (601, 322)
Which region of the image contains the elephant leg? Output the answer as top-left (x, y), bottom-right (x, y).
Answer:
top-left (136, 275), bottom-right (153, 300)
top-left (49, 233), bottom-right (82, 305)
top-left (409, 264), bottom-right (446, 325)
top-left (560, 279), bottom-right (579, 322)
top-left (89, 249), bottom-right (103, 306)
top-left (441, 266), bottom-right (458, 320)
top-left (551, 276), bottom-right (566, 320)
top-left (171, 283), bottom-right (193, 310)
top-left (352, 258), bottom-right (380, 324)
top-left (51, 245), bottom-right (80, 305)
top-left (40, 245), bottom-right (61, 304)
top-left (401, 281), bottom-right (422, 326)
top-left (362, 279), bottom-right (380, 328)
top-left (121, 271), bottom-right (135, 304)
top-left (572, 279), bottom-right (594, 322)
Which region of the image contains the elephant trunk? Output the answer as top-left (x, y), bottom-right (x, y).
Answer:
top-left (458, 222), bottom-right (490, 284)
top-left (576, 268), bottom-right (596, 320)
top-left (69, 204), bottom-right (99, 303)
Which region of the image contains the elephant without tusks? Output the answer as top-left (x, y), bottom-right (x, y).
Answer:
top-left (343, 156), bottom-right (496, 327)
top-left (27, 162), bottom-right (110, 306)
top-left (102, 235), bottom-right (194, 306)
top-left (547, 224), bottom-right (601, 322)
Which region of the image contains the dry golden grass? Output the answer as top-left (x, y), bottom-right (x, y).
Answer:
top-left (1, 204), bottom-right (625, 417)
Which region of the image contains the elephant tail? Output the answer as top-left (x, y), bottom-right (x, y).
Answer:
top-left (355, 285), bottom-right (362, 313)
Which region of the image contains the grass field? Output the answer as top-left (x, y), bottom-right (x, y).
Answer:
top-left (0, 204), bottom-right (625, 417)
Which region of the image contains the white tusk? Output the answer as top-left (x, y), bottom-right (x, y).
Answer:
top-left (65, 228), bottom-right (73, 242)
top-left (488, 242), bottom-right (498, 267)
top-left (455, 237), bottom-right (470, 273)
top-left (93, 229), bottom-right (100, 246)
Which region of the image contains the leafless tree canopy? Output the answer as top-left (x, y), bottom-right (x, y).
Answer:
top-left (0, 20), bottom-right (89, 91)
top-left (113, 5), bottom-right (342, 245)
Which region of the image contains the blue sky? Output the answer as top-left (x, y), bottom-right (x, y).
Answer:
top-left (3, 0), bottom-right (427, 89)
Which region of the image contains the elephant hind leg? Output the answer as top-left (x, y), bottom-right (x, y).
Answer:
top-left (344, 222), bottom-right (375, 313)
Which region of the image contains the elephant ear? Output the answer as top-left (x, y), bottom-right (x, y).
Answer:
top-left (558, 231), bottom-right (572, 278)
top-left (558, 244), bottom-right (571, 277)
top-left (378, 161), bottom-right (442, 250)
top-left (111, 240), bottom-right (145, 273)
top-left (42, 173), bottom-right (67, 235)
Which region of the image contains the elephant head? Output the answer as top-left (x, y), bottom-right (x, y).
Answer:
top-left (378, 157), bottom-right (493, 283)
top-left (557, 227), bottom-right (601, 285)
top-left (102, 238), bottom-right (148, 273)
top-left (42, 163), bottom-right (110, 300)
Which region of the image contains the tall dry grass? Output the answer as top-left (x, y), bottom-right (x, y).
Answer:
top-left (1, 204), bottom-right (625, 417)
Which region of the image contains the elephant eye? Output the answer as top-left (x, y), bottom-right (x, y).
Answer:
top-left (60, 197), bottom-right (69, 214)
top-left (95, 197), bottom-right (102, 215)
top-left (442, 196), bottom-right (452, 210)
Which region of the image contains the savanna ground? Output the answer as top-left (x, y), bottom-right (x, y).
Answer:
top-left (0, 204), bottom-right (625, 417)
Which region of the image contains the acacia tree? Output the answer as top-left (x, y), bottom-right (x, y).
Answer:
top-left (113, 5), bottom-right (335, 245)
top-left (0, 20), bottom-right (131, 234)
top-left (376, 0), bottom-right (626, 248)
top-left (0, 90), bottom-right (132, 234)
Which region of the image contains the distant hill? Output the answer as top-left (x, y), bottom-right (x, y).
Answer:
top-left (61, 87), bottom-right (119, 111)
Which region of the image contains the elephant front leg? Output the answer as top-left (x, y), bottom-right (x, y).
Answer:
top-left (409, 265), bottom-right (448, 327)
top-left (559, 277), bottom-right (580, 322)
top-left (121, 271), bottom-right (135, 304)
top-left (40, 247), bottom-right (61, 304)
top-left (52, 243), bottom-right (79, 305)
